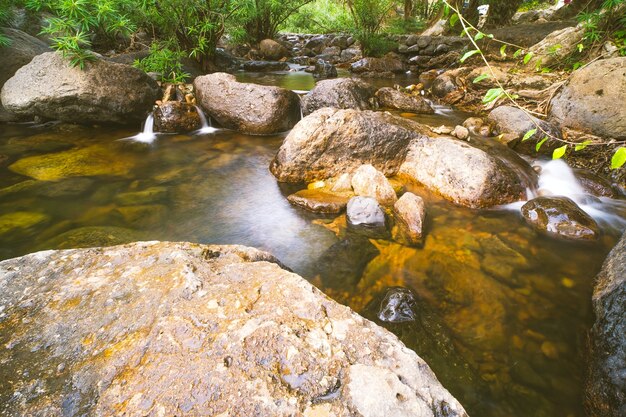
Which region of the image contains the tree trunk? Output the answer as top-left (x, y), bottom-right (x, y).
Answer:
top-left (404, 0), bottom-right (413, 21)
top-left (486, 0), bottom-right (524, 27)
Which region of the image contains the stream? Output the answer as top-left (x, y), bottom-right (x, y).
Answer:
top-left (0, 70), bottom-right (625, 417)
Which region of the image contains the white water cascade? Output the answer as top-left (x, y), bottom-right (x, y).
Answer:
top-left (123, 113), bottom-right (157, 144)
top-left (194, 106), bottom-right (218, 134)
top-left (504, 159), bottom-right (626, 230)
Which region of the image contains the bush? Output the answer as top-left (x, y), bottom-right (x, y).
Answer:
top-left (0, 0), bottom-right (15, 46)
top-left (133, 41), bottom-right (189, 83)
top-left (234, 0), bottom-right (315, 43)
top-left (281, 0), bottom-right (352, 33)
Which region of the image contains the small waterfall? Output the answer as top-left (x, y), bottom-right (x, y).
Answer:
top-left (194, 106), bottom-right (218, 134)
top-left (122, 113), bottom-right (157, 144)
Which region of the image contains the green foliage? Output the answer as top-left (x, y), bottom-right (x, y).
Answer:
top-left (233, 0), bottom-right (314, 43)
top-left (578, 0), bottom-right (626, 56)
top-left (522, 128), bottom-right (537, 142)
top-left (25, 0), bottom-right (140, 67)
top-left (281, 0), bottom-right (351, 33)
top-left (552, 145), bottom-right (567, 160)
top-left (133, 42), bottom-right (189, 83)
top-left (611, 147), bottom-right (626, 169)
top-left (345, 0), bottom-right (396, 56)
top-left (0, 0), bottom-right (14, 46)
top-left (357, 33), bottom-right (396, 57)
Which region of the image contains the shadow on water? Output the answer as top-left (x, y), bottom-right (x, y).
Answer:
top-left (0, 71), bottom-right (624, 417)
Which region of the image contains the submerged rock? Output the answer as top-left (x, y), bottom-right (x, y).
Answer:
top-left (35, 226), bottom-right (147, 250)
top-left (346, 196), bottom-right (388, 239)
top-left (194, 72), bottom-right (300, 134)
top-left (521, 196), bottom-right (600, 241)
top-left (270, 108), bottom-right (419, 183)
top-left (0, 242), bottom-right (467, 417)
top-left (586, 231), bottom-right (626, 417)
top-left (0, 211), bottom-right (49, 239)
top-left (316, 235), bottom-right (380, 289)
top-left (301, 78), bottom-right (376, 116)
top-left (375, 87), bottom-right (434, 114)
top-left (377, 287), bottom-right (419, 323)
top-left (1, 52), bottom-right (160, 124)
top-left (114, 186), bottom-right (169, 206)
top-left (392, 192), bottom-right (426, 247)
top-left (549, 57), bottom-right (626, 140)
top-left (153, 101), bottom-right (201, 133)
top-left (8, 144), bottom-right (136, 181)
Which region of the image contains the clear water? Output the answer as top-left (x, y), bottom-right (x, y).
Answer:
top-left (0, 71), bottom-right (624, 417)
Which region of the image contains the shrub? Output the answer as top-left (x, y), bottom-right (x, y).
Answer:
top-left (133, 41), bottom-right (189, 83)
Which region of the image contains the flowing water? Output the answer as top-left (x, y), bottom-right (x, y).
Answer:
top-left (0, 71), bottom-right (624, 417)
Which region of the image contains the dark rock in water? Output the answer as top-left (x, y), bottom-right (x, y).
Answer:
top-left (153, 101), bottom-right (201, 133)
top-left (242, 60), bottom-right (290, 72)
top-left (392, 192), bottom-right (426, 247)
top-left (271, 108), bottom-right (419, 183)
top-left (346, 196), bottom-right (388, 239)
top-left (301, 78), bottom-right (376, 116)
top-left (194, 72), bottom-right (300, 135)
top-left (549, 57), bottom-right (626, 140)
top-left (575, 170), bottom-right (618, 198)
top-left (431, 72), bottom-right (458, 98)
top-left (287, 189), bottom-right (351, 213)
top-left (488, 106), bottom-right (562, 155)
top-left (313, 59), bottom-right (337, 79)
top-left (259, 39), bottom-right (289, 61)
top-left (375, 87), bottom-right (434, 114)
top-left (0, 241), bottom-right (468, 416)
top-left (316, 235), bottom-right (380, 289)
top-left (521, 196), bottom-right (600, 241)
top-left (419, 70), bottom-right (439, 90)
top-left (1, 52), bottom-right (161, 125)
top-left (586, 231), bottom-right (626, 417)
top-left (35, 177), bottom-right (95, 198)
top-left (377, 287), bottom-right (418, 323)
top-left (35, 226), bottom-right (147, 251)
top-left (0, 28), bottom-right (50, 122)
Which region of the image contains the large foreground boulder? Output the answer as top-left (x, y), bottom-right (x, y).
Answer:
top-left (194, 72), bottom-right (300, 134)
top-left (586, 232), bottom-right (626, 417)
top-left (270, 108), bottom-right (419, 182)
top-left (549, 57), bottom-right (626, 139)
top-left (1, 52), bottom-right (161, 124)
top-left (0, 241), bottom-right (468, 417)
top-left (301, 78), bottom-right (376, 116)
top-left (0, 28), bottom-right (50, 122)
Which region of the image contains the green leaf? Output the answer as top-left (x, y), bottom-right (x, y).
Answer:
top-left (523, 52), bottom-right (534, 64)
top-left (513, 49), bottom-right (523, 58)
top-left (450, 13), bottom-right (459, 27)
top-left (577, 43), bottom-right (584, 53)
top-left (500, 44), bottom-right (507, 57)
top-left (482, 88), bottom-right (504, 104)
top-left (611, 147), bottom-right (626, 169)
top-left (522, 128), bottom-right (537, 142)
top-left (574, 140), bottom-right (592, 151)
top-left (474, 32), bottom-right (484, 41)
top-left (536, 137), bottom-right (548, 152)
top-left (460, 49), bottom-right (480, 63)
top-left (473, 73), bottom-right (491, 83)
top-left (552, 145), bottom-right (567, 159)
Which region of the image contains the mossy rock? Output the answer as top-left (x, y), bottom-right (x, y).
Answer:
top-left (0, 211), bottom-right (50, 239)
top-left (114, 187), bottom-right (169, 206)
top-left (113, 205), bottom-right (168, 228)
top-left (8, 145), bottom-right (136, 181)
top-left (35, 226), bottom-right (147, 251)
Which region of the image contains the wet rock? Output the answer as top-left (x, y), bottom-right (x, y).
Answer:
top-left (351, 164), bottom-right (397, 206)
top-left (350, 54), bottom-right (404, 76)
top-left (301, 78), bottom-right (376, 116)
top-left (259, 39), bottom-right (289, 60)
top-left (489, 106), bottom-right (562, 155)
top-left (377, 287), bottom-right (418, 323)
top-left (452, 125), bottom-right (469, 140)
top-left (0, 211), bottom-right (50, 239)
top-left (8, 144), bottom-right (136, 181)
top-left (242, 60), bottom-right (290, 72)
top-left (346, 196), bottom-right (387, 238)
top-left (375, 87), bottom-right (434, 114)
top-left (575, 170), bottom-right (617, 198)
top-left (194, 72), bottom-right (300, 135)
top-left (462, 117), bottom-right (485, 134)
top-left (1, 52), bottom-right (160, 124)
top-left (399, 137), bottom-right (529, 208)
top-left (549, 57), bottom-right (626, 139)
top-left (431, 72), bottom-right (458, 98)
top-left (586, 231), bottom-right (626, 417)
top-left (114, 204), bottom-right (168, 228)
top-left (153, 102), bottom-right (201, 133)
top-left (270, 108), bottom-right (420, 183)
top-left (313, 59), bottom-right (337, 79)
top-left (521, 196), bottom-right (600, 241)
top-left (339, 48), bottom-right (361, 63)
top-left (0, 242), bottom-right (467, 417)
top-left (0, 28), bottom-right (50, 122)
top-left (287, 189), bottom-right (351, 213)
top-left (391, 192), bottom-right (426, 247)
top-left (316, 235), bottom-right (380, 289)
top-left (114, 186), bottom-right (168, 206)
top-left (34, 226), bottom-right (147, 251)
